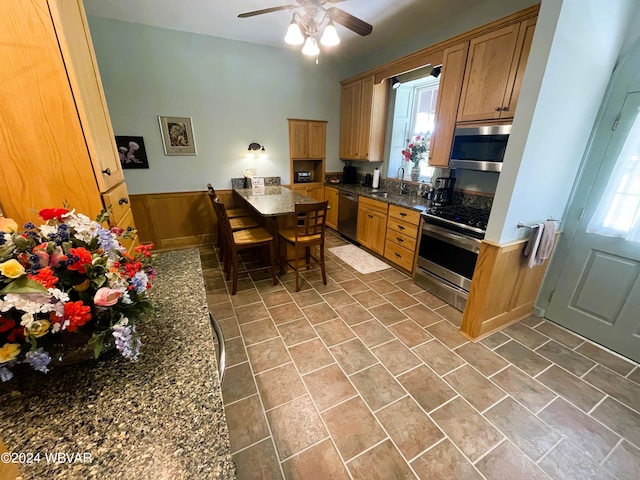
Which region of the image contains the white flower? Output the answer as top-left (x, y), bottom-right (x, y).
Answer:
top-left (20, 312), bottom-right (34, 329)
top-left (38, 224), bottom-right (57, 238)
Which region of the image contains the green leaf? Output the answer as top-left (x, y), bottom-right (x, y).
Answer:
top-left (0, 276), bottom-right (48, 294)
top-left (88, 332), bottom-right (105, 359)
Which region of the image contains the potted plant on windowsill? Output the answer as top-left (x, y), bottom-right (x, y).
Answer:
top-left (402, 134), bottom-right (429, 181)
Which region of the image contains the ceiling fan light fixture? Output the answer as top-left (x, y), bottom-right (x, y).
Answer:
top-left (320, 21), bottom-right (340, 47)
top-left (301, 36), bottom-right (320, 56)
top-left (284, 17), bottom-right (304, 45)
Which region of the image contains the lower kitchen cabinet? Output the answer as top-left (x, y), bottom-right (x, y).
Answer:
top-left (357, 197), bottom-right (388, 255)
top-left (384, 205), bottom-right (421, 273)
top-left (291, 183), bottom-right (324, 201)
top-left (324, 186), bottom-right (339, 230)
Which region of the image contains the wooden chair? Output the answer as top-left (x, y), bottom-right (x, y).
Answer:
top-left (207, 188), bottom-right (259, 255)
top-left (279, 201), bottom-right (328, 292)
top-left (213, 197), bottom-right (277, 295)
top-left (207, 183), bottom-right (251, 219)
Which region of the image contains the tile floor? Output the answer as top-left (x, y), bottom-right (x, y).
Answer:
top-left (199, 230), bottom-right (640, 480)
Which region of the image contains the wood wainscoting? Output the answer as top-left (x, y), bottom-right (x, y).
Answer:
top-left (129, 190), bottom-right (236, 251)
top-left (460, 237), bottom-right (555, 340)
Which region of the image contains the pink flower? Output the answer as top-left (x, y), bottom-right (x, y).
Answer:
top-left (94, 288), bottom-right (122, 307)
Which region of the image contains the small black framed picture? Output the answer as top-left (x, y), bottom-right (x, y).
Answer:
top-left (115, 136), bottom-right (149, 169)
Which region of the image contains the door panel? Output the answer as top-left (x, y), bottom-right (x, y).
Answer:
top-left (546, 91), bottom-right (640, 362)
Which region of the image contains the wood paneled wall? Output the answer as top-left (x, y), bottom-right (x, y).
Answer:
top-left (129, 190), bottom-right (236, 251)
top-left (460, 237), bottom-right (556, 340)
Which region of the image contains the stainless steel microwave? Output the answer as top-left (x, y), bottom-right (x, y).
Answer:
top-left (450, 124), bottom-right (511, 172)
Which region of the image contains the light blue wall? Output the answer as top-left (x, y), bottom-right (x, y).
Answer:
top-left (87, 17), bottom-right (346, 194)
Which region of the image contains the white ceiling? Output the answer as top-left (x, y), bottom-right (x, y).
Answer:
top-left (83, 0), bottom-right (488, 59)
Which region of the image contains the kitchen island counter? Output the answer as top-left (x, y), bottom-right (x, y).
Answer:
top-left (0, 249), bottom-right (235, 479)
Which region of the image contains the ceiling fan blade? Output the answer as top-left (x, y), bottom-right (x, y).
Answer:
top-left (238, 5), bottom-right (297, 18)
top-left (327, 7), bottom-right (373, 36)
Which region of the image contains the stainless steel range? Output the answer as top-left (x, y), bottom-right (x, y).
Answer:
top-left (414, 204), bottom-right (490, 311)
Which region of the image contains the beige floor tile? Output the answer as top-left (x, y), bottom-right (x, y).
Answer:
top-left (495, 340), bottom-right (551, 377)
top-left (367, 278), bottom-right (399, 295)
top-left (261, 289), bottom-right (294, 308)
top-left (413, 340), bottom-right (465, 376)
top-left (322, 397), bottom-right (387, 461)
top-left (369, 303), bottom-right (408, 327)
top-left (246, 337), bottom-right (291, 374)
top-left (454, 341), bottom-right (509, 376)
top-left (314, 318), bottom-right (356, 347)
top-left (322, 290), bottom-right (356, 308)
top-left (256, 363), bottom-right (307, 411)
top-left (602, 440), bottom-right (640, 480)
top-left (309, 277), bottom-right (341, 294)
top-left (334, 303), bottom-right (374, 326)
top-left (490, 365), bottom-right (557, 414)
top-left (373, 339), bottom-right (422, 376)
top-left (538, 398), bottom-right (619, 462)
top-left (288, 338), bottom-right (334, 375)
top-left (277, 318), bottom-right (317, 347)
top-left (376, 396), bottom-right (444, 459)
top-left (281, 439), bottom-right (350, 480)
top-left (536, 365), bottom-right (605, 412)
top-left (534, 321), bottom-right (584, 349)
top-left (398, 365), bottom-right (456, 413)
top-left (217, 315), bottom-right (241, 338)
top-left (378, 269), bottom-right (409, 283)
top-left (222, 362), bottom-right (257, 404)
top-left (426, 321), bottom-right (468, 349)
top-left (535, 340), bottom-right (595, 376)
top-left (350, 364), bottom-right (406, 411)
top-left (503, 322), bottom-right (550, 349)
top-left (351, 320), bottom-right (394, 348)
top-left (225, 394), bottom-right (270, 453)
top-left (411, 439), bottom-right (483, 480)
top-left (584, 365), bottom-right (640, 410)
top-left (348, 439), bottom-right (417, 480)
top-left (290, 289), bottom-right (324, 308)
top-left (485, 397), bottom-right (561, 461)
top-left (412, 290), bottom-right (447, 309)
top-left (233, 438), bottom-right (283, 480)
top-left (328, 268), bottom-right (356, 283)
top-left (576, 342), bottom-right (636, 376)
top-left (240, 318), bottom-right (280, 346)
top-left (388, 320), bottom-right (433, 348)
top-left (539, 439), bottom-right (616, 480)
top-left (302, 302), bottom-right (338, 325)
top-left (627, 367), bottom-right (640, 384)
top-left (268, 302), bottom-right (305, 325)
top-left (591, 396), bottom-right (640, 448)
top-left (395, 279), bottom-right (424, 294)
top-left (207, 289), bottom-right (229, 306)
top-left (430, 397), bottom-right (503, 462)
top-left (330, 338), bottom-right (377, 375)
top-left (520, 314), bottom-right (545, 328)
top-left (443, 364), bottom-right (506, 412)
top-left (302, 363), bottom-right (357, 411)
top-left (383, 290), bottom-right (419, 309)
top-left (481, 331), bottom-right (511, 350)
top-left (339, 277), bottom-right (370, 294)
top-left (225, 336), bottom-right (247, 367)
top-left (210, 301), bottom-right (236, 321)
top-left (230, 289), bottom-right (262, 307)
top-left (403, 304), bottom-right (443, 327)
top-left (266, 395), bottom-right (328, 460)
top-left (352, 289), bottom-right (387, 308)
top-left (475, 440), bottom-right (551, 480)
top-left (434, 305), bottom-right (463, 327)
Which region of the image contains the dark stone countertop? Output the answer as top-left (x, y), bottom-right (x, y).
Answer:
top-left (324, 183), bottom-right (431, 212)
top-left (0, 249), bottom-right (235, 480)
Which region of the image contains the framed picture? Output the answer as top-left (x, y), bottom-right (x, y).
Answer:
top-left (158, 116), bottom-right (197, 155)
top-left (115, 135), bottom-right (149, 169)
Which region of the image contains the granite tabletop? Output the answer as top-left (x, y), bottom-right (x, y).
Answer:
top-left (233, 185), bottom-right (318, 216)
top-left (0, 249), bottom-right (235, 479)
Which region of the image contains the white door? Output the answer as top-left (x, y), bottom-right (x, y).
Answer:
top-left (546, 91), bottom-right (640, 362)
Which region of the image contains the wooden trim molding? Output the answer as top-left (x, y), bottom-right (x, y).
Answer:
top-left (128, 190), bottom-right (237, 251)
top-left (460, 233), bottom-right (557, 340)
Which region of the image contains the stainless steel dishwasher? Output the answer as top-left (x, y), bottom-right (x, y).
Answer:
top-left (338, 191), bottom-right (359, 242)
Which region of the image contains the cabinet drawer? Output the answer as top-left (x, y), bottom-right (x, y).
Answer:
top-left (388, 205), bottom-right (420, 225)
top-left (384, 240), bottom-right (415, 272)
top-left (102, 181), bottom-right (131, 225)
top-left (387, 218), bottom-right (419, 238)
top-left (386, 228), bottom-right (417, 251)
top-left (359, 196), bottom-right (388, 214)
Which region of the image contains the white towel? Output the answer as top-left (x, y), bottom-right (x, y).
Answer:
top-left (524, 221), bottom-right (557, 268)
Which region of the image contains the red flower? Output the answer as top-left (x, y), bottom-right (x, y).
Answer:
top-left (66, 247), bottom-right (93, 274)
top-left (7, 327), bottom-right (24, 342)
top-left (28, 266), bottom-right (59, 289)
top-left (60, 301), bottom-right (92, 332)
top-left (39, 208), bottom-right (69, 221)
top-left (0, 317), bottom-right (16, 334)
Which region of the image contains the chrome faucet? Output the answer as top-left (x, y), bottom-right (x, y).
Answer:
top-left (396, 166), bottom-right (404, 180)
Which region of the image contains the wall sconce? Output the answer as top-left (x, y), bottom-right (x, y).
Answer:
top-left (391, 77), bottom-right (401, 90)
top-left (247, 142), bottom-right (267, 159)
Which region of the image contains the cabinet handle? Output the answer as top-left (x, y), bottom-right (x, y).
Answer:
top-left (394, 252), bottom-right (401, 258)
top-left (495, 107), bottom-right (501, 111)
top-left (118, 197), bottom-right (129, 205)
top-left (102, 168), bottom-right (111, 176)
top-left (399, 212), bottom-right (407, 217)
top-left (368, 214), bottom-right (373, 219)
top-left (398, 225), bottom-right (405, 230)
top-left (396, 237), bottom-right (404, 242)
top-left (502, 106), bottom-right (509, 111)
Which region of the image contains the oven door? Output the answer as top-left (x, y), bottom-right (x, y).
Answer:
top-left (416, 223), bottom-right (481, 292)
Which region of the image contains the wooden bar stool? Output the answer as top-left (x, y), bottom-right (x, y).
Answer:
top-left (213, 197), bottom-right (277, 295)
top-left (279, 201), bottom-right (328, 292)
top-left (207, 183), bottom-right (251, 219)
top-left (207, 188), bottom-right (259, 257)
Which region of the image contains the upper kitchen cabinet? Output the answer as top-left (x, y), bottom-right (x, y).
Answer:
top-left (429, 42), bottom-right (469, 167)
top-left (457, 18), bottom-right (536, 123)
top-left (1, 0), bottom-right (135, 238)
top-left (288, 119), bottom-right (326, 159)
top-left (340, 75), bottom-right (389, 162)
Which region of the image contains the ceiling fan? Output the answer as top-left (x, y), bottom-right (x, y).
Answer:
top-left (238, 0), bottom-right (373, 58)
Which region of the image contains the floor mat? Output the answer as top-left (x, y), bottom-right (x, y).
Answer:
top-left (328, 244), bottom-right (391, 274)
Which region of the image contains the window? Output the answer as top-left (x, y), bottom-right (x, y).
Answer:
top-left (387, 76), bottom-right (440, 182)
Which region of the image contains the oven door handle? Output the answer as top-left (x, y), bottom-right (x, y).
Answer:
top-left (423, 224), bottom-right (481, 253)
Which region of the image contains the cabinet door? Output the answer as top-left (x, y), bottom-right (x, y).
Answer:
top-left (289, 120), bottom-right (309, 159)
top-left (49, 0), bottom-right (124, 192)
top-left (309, 184), bottom-right (325, 201)
top-left (356, 205), bottom-right (369, 247)
top-left (340, 81), bottom-right (362, 159)
top-left (503, 18), bottom-right (536, 118)
top-left (429, 42), bottom-right (469, 167)
top-left (358, 76), bottom-right (375, 160)
top-left (324, 187), bottom-right (339, 230)
top-left (308, 121), bottom-right (326, 159)
top-left (368, 210), bottom-right (387, 255)
top-left (457, 24), bottom-right (521, 123)
top-left (290, 184), bottom-right (308, 195)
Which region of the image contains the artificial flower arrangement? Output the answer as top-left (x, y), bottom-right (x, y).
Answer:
top-left (0, 208), bottom-right (155, 381)
top-left (401, 134), bottom-right (429, 166)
